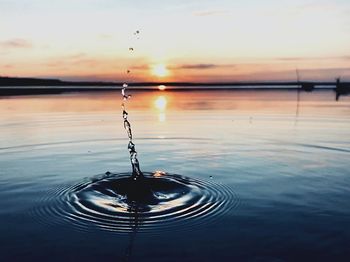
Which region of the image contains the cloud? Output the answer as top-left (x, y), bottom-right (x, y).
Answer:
top-left (45, 53), bottom-right (99, 68)
top-left (0, 38), bottom-right (32, 48)
top-left (130, 64), bottom-right (149, 70)
top-left (275, 57), bottom-right (308, 61)
top-left (174, 64), bottom-right (217, 69)
top-left (130, 63), bottom-right (236, 70)
top-left (130, 63), bottom-right (236, 71)
top-left (172, 63), bottom-right (236, 70)
top-left (272, 56), bottom-right (350, 62)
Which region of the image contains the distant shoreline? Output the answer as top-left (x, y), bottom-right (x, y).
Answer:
top-left (0, 76), bottom-right (347, 87)
top-left (0, 86), bottom-right (339, 97)
top-left (0, 76), bottom-right (348, 96)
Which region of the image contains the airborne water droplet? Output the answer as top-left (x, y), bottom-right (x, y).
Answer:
top-left (123, 110), bottom-right (128, 119)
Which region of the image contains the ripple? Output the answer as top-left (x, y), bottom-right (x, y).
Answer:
top-left (0, 137), bottom-right (212, 153)
top-left (31, 172), bottom-right (239, 234)
top-left (298, 143), bottom-right (350, 154)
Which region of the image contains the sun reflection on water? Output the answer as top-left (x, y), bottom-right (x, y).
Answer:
top-left (158, 113), bottom-right (166, 122)
top-left (155, 96), bottom-right (167, 110)
top-left (154, 96), bottom-right (168, 122)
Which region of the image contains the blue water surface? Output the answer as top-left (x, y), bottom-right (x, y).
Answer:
top-left (0, 89), bottom-right (349, 261)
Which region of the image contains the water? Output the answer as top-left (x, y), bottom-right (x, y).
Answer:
top-left (119, 80), bottom-right (234, 238)
top-left (0, 88), bottom-right (349, 261)
top-left (123, 30), bottom-right (142, 179)
top-left (32, 171), bottom-right (236, 234)
top-left (121, 83), bottom-right (142, 179)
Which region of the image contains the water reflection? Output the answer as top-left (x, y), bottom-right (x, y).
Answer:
top-left (1, 90), bottom-right (349, 115)
top-left (154, 95), bottom-right (167, 122)
top-left (122, 204), bottom-right (142, 262)
top-left (158, 113), bottom-right (166, 122)
top-left (154, 96), bottom-right (167, 111)
top-left (1, 89), bottom-right (350, 262)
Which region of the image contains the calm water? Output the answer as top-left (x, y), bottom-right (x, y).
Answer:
top-left (0, 88), bottom-right (349, 261)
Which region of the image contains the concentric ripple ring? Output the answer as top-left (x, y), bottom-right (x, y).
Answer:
top-left (32, 172), bottom-right (240, 234)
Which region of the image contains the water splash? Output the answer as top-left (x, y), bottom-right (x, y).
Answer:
top-left (31, 172), bottom-right (239, 234)
top-left (122, 31), bottom-right (143, 180)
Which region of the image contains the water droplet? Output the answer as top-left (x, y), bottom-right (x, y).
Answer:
top-left (123, 110), bottom-right (128, 119)
top-left (210, 176), bottom-right (213, 179)
top-left (129, 47), bottom-right (134, 51)
top-left (123, 83), bottom-right (128, 88)
top-left (105, 171), bottom-right (111, 175)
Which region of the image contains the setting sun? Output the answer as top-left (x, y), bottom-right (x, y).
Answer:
top-left (158, 85), bottom-right (166, 91)
top-left (151, 64), bottom-right (169, 78)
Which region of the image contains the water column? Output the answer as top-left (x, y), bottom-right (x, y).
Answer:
top-left (121, 30), bottom-right (143, 180)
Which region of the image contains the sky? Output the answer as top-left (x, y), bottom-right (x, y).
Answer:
top-left (0, 0), bottom-right (349, 82)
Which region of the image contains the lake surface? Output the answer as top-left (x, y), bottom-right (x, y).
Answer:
top-left (0, 88), bottom-right (349, 261)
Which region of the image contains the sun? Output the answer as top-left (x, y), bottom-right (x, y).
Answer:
top-left (158, 85), bottom-right (166, 91)
top-left (151, 64), bottom-right (169, 78)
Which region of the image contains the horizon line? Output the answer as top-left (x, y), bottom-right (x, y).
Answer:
top-left (0, 76), bottom-right (348, 86)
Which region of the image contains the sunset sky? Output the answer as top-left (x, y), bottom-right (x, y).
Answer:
top-left (1, 0), bottom-right (349, 82)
